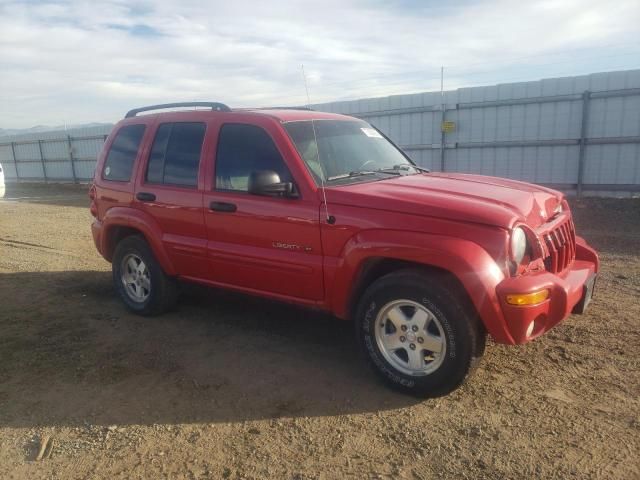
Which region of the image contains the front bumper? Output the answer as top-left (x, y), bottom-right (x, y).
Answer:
top-left (493, 236), bottom-right (598, 344)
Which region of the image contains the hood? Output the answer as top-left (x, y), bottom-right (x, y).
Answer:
top-left (325, 172), bottom-right (564, 229)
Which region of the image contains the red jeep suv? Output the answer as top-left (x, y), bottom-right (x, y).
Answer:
top-left (90, 102), bottom-right (599, 397)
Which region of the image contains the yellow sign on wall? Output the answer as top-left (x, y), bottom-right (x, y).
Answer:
top-left (441, 121), bottom-right (456, 133)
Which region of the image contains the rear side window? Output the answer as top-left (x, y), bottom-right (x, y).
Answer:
top-left (102, 124), bottom-right (146, 182)
top-left (145, 122), bottom-right (205, 187)
top-left (215, 124), bottom-right (291, 192)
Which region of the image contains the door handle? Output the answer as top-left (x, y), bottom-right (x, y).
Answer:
top-left (209, 201), bottom-right (237, 213)
top-left (136, 192), bottom-right (156, 202)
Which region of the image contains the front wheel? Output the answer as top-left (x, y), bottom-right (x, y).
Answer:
top-left (355, 269), bottom-right (486, 397)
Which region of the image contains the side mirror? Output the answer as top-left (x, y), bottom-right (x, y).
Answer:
top-left (248, 170), bottom-right (296, 198)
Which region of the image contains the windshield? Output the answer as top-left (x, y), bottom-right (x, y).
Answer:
top-left (283, 120), bottom-right (417, 184)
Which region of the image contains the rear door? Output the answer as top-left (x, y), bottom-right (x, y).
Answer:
top-left (134, 121), bottom-right (209, 278)
top-left (95, 123), bottom-right (148, 217)
top-left (202, 120), bottom-right (324, 303)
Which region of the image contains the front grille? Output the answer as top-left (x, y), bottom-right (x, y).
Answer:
top-left (542, 218), bottom-right (576, 273)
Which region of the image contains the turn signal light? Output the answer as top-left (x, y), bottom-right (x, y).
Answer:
top-left (505, 289), bottom-right (549, 306)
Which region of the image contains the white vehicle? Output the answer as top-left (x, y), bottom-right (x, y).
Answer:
top-left (0, 163), bottom-right (4, 198)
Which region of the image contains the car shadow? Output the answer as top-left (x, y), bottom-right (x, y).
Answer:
top-left (0, 270), bottom-right (419, 429)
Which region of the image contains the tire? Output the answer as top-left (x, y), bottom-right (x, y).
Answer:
top-left (112, 235), bottom-right (178, 316)
top-left (355, 269), bottom-right (486, 397)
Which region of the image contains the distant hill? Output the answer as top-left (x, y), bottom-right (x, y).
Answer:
top-left (0, 123), bottom-right (113, 137)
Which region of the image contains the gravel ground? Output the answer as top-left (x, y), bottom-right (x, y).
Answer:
top-left (0, 183), bottom-right (638, 479)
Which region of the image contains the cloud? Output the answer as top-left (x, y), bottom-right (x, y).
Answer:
top-left (0, 0), bottom-right (639, 128)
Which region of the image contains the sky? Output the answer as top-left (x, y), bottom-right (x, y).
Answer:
top-left (1, 0), bottom-right (639, 129)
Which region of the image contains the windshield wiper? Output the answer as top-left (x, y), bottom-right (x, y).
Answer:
top-left (327, 171), bottom-right (378, 181)
top-left (371, 164), bottom-right (430, 175)
top-left (377, 164), bottom-right (430, 174)
top-left (327, 164), bottom-right (428, 182)
top-left (372, 167), bottom-right (403, 175)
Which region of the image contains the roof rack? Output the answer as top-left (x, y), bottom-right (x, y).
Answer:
top-left (260, 106), bottom-right (314, 111)
top-left (233, 106), bottom-right (314, 112)
top-left (125, 102), bottom-right (231, 118)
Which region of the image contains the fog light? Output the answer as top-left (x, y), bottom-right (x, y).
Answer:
top-left (505, 289), bottom-right (549, 306)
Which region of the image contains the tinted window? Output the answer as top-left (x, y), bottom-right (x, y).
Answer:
top-left (145, 122), bottom-right (205, 187)
top-left (103, 124), bottom-right (145, 181)
top-left (146, 124), bottom-right (170, 184)
top-left (215, 124), bottom-right (291, 191)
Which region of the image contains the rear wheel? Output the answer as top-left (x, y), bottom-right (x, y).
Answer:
top-left (355, 269), bottom-right (486, 397)
top-left (112, 235), bottom-right (178, 316)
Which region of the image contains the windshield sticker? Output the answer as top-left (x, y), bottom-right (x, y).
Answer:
top-left (361, 127), bottom-right (383, 138)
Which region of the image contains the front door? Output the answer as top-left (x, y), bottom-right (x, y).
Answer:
top-left (203, 122), bottom-right (324, 302)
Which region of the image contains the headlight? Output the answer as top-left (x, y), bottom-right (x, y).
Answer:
top-left (510, 227), bottom-right (528, 265)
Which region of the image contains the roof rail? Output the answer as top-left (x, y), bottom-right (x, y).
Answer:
top-left (125, 102), bottom-right (231, 118)
top-left (261, 106), bottom-right (314, 111)
top-left (233, 106), bottom-right (314, 112)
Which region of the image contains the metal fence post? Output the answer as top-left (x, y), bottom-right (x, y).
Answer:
top-left (67, 135), bottom-right (78, 183)
top-left (37, 140), bottom-right (47, 182)
top-left (440, 106), bottom-right (446, 172)
top-left (577, 90), bottom-right (591, 198)
top-left (10, 141), bottom-right (19, 182)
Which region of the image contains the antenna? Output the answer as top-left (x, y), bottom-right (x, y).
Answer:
top-left (302, 64), bottom-right (312, 108)
top-left (440, 66), bottom-right (445, 172)
top-left (301, 64), bottom-right (334, 225)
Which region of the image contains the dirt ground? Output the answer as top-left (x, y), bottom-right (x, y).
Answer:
top-left (0, 183), bottom-right (638, 480)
